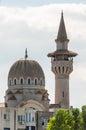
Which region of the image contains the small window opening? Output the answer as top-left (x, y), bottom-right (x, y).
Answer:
top-left (62, 67), bottom-right (64, 73)
top-left (28, 79), bottom-right (30, 85)
top-left (35, 79), bottom-right (37, 85)
top-left (62, 91), bottom-right (64, 98)
top-left (58, 67), bottom-right (60, 73)
top-left (20, 78), bottom-right (23, 85)
top-left (66, 67), bottom-right (69, 73)
top-left (14, 79), bottom-right (16, 85)
top-left (41, 80), bottom-right (42, 85)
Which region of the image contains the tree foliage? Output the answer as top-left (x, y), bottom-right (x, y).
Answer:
top-left (47, 107), bottom-right (86, 130)
top-left (46, 109), bottom-right (74, 130)
top-left (82, 105), bottom-right (86, 130)
top-left (72, 108), bottom-right (82, 130)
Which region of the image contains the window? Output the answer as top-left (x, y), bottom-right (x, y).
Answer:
top-left (62, 91), bottom-right (64, 97)
top-left (32, 117), bottom-right (35, 122)
top-left (26, 112), bottom-right (35, 122)
top-left (4, 128), bottom-right (10, 130)
top-left (26, 113), bottom-right (28, 122)
top-left (18, 115), bottom-right (21, 122)
top-left (28, 78), bottom-right (30, 85)
top-left (29, 113), bottom-right (31, 122)
top-left (40, 80), bottom-right (42, 86)
top-left (31, 126), bottom-right (35, 130)
top-left (31, 113), bottom-right (35, 122)
top-left (18, 115), bottom-right (25, 123)
top-left (42, 119), bottom-right (48, 126)
top-left (42, 121), bottom-right (44, 126)
top-left (4, 114), bottom-right (6, 119)
top-left (62, 67), bottom-right (64, 73)
top-left (35, 79), bottom-right (37, 85)
top-left (26, 126), bottom-right (35, 130)
top-left (66, 67), bottom-right (69, 73)
top-left (58, 67), bottom-right (60, 73)
top-left (14, 79), bottom-right (17, 85)
top-left (4, 114), bottom-right (10, 121)
top-left (20, 78), bottom-right (24, 85)
top-left (29, 126), bottom-right (31, 130)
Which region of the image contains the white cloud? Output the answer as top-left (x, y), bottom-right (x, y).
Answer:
top-left (0, 4), bottom-right (86, 108)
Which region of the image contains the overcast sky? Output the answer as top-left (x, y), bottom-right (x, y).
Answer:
top-left (0, 0), bottom-right (86, 6)
top-left (0, 1), bottom-right (86, 109)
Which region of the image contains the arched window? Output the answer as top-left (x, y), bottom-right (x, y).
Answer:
top-left (40, 79), bottom-right (42, 86)
top-left (62, 67), bottom-right (64, 73)
top-left (66, 67), bottom-right (69, 73)
top-left (35, 78), bottom-right (37, 85)
top-left (14, 79), bottom-right (17, 85)
top-left (28, 78), bottom-right (30, 85)
top-left (58, 66), bottom-right (60, 73)
top-left (20, 78), bottom-right (24, 85)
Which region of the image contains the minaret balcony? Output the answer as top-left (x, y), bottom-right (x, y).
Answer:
top-left (51, 60), bottom-right (73, 75)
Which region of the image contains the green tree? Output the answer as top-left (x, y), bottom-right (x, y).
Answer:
top-left (46, 109), bottom-right (74, 130)
top-left (72, 108), bottom-right (83, 130)
top-left (82, 105), bottom-right (86, 130)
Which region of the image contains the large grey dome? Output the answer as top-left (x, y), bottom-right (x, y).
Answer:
top-left (8, 59), bottom-right (45, 79)
top-left (8, 59), bottom-right (45, 87)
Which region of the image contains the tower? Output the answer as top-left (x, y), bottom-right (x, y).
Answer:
top-left (48, 12), bottom-right (77, 108)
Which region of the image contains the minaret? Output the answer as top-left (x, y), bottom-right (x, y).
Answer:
top-left (48, 12), bottom-right (77, 108)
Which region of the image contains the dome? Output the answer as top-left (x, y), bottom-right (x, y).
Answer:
top-left (8, 58), bottom-right (45, 87)
top-left (8, 59), bottom-right (45, 79)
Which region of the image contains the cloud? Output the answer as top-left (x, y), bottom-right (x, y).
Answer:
top-left (0, 4), bottom-right (86, 108)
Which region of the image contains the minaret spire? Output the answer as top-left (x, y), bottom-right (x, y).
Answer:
top-left (56, 11), bottom-right (68, 42)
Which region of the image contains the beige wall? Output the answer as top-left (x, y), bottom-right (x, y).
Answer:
top-left (0, 107), bottom-right (36, 130)
top-left (55, 76), bottom-right (69, 108)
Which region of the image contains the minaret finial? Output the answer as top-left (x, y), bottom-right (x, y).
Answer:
top-left (61, 10), bottom-right (63, 17)
top-left (25, 48), bottom-right (28, 59)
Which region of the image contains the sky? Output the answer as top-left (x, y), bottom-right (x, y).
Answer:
top-left (0, 0), bottom-right (86, 6)
top-left (0, 0), bottom-right (86, 109)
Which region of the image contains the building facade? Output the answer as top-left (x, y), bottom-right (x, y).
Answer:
top-left (0, 107), bottom-right (53, 130)
top-left (0, 12), bottom-right (77, 130)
